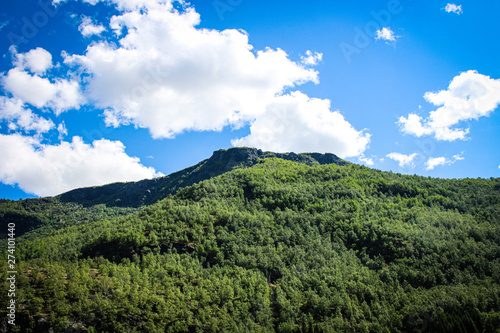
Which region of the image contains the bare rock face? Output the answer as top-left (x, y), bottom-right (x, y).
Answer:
top-left (210, 148), bottom-right (348, 168)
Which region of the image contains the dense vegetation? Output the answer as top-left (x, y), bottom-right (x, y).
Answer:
top-left (1, 154), bottom-right (499, 332)
top-left (0, 198), bottom-right (137, 240)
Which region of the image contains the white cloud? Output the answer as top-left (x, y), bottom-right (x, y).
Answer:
top-left (0, 97), bottom-right (54, 134)
top-left (445, 3), bottom-right (463, 15)
top-left (102, 108), bottom-right (130, 128)
top-left (4, 68), bottom-right (57, 107)
top-left (79, 16), bottom-right (105, 36)
top-left (63, 0), bottom-right (320, 139)
top-left (358, 155), bottom-right (374, 166)
top-left (425, 154), bottom-right (464, 171)
top-left (398, 70), bottom-right (500, 141)
top-left (397, 114), bottom-right (432, 137)
top-left (57, 0), bottom-right (369, 157)
top-left (425, 157), bottom-right (447, 170)
top-left (301, 51), bottom-right (323, 66)
top-left (375, 27), bottom-right (398, 44)
top-left (2, 68), bottom-right (84, 115)
top-left (231, 91), bottom-right (370, 158)
top-left (0, 133), bottom-right (163, 197)
top-left (12, 47), bottom-right (53, 75)
top-left (0, 0), bottom-right (370, 168)
top-left (386, 152), bottom-right (418, 167)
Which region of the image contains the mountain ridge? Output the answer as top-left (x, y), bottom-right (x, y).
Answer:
top-left (57, 147), bottom-right (348, 208)
top-left (0, 148), bottom-right (348, 238)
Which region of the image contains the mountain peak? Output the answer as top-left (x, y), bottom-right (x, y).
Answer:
top-left (57, 148), bottom-right (347, 208)
top-left (211, 147), bottom-right (348, 167)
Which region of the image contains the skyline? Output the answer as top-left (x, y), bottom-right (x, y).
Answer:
top-left (0, 0), bottom-right (499, 200)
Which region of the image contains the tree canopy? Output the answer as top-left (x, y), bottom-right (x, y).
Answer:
top-left (1, 157), bottom-right (499, 332)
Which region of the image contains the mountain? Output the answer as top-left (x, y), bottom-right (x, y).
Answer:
top-left (57, 148), bottom-right (349, 208)
top-left (1, 148), bottom-right (348, 239)
top-left (1, 151), bottom-right (499, 332)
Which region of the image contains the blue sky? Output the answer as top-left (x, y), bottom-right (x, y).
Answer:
top-left (0, 0), bottom-right (499, 200)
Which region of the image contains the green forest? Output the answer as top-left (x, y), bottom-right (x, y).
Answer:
top-left (1, 150), bottom-right (499, 332)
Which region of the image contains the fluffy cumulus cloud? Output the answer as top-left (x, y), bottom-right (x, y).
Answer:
top-left (13, 47), bottom-right (53, 74)
top-left (64, 0), bottom-right (320, 139)
top-left (0, 97), bottom-right (54, 134)
top-left (2, 69), bottom-right (83, 114)
top-left (375, 27), bottom-right (398, 44)
top-left (79, 16), bottom-right (106, 36)
top-left (59, 0), bottom-right (369, 154)
top-left (2, 48), bottom-right (84, 114)
top-left (358, 155), bottom-right (374, 166)
top-left (231, 91), bottom-right (370, 157)
top-left (0, 134), bottom-right (163, 196)
top-left (445, 3), bottom-right (463, 15)
top-left (386, 152), bottom-right (418, 167)
top-left (398, 71), bottom-right (500, 141)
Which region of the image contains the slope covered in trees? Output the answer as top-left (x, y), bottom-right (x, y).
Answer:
top-left (1, 156), bottom-right (499, 332)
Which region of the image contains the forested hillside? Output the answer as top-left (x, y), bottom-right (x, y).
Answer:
top-left (1, 156), bottom-right (499, 332)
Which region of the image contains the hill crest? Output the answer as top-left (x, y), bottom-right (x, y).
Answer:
top-left (57, 147), bottom-right (348, 208)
